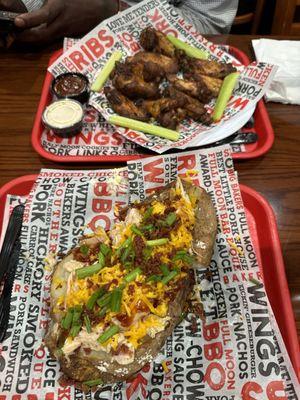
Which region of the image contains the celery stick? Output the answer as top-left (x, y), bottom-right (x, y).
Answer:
top-left (108, 116), bottom-right (180, 142)
top-left (167, 35), bottom-right (209, 60)
top-left (212, 72), bottom-right (240, 122)
top-left (91, 51), bottom-right (123, 92)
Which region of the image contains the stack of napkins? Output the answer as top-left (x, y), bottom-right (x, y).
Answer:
top-left (253, 39), bottom-right (300, 105)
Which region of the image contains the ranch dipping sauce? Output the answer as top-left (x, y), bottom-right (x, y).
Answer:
top-left (42, 99), bottom-right (84, 137)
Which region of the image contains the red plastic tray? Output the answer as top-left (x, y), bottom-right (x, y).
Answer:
top-left (32, 47), bottom-right (274, 163)
top-left (0, 175), bottom-right (298, 380)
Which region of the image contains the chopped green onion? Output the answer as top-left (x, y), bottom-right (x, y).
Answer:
top-left (116, 237), bottom-right (132, 257)
top-left (167, 35), bottom-right (209, 60)
top-left (161, 270), bottom-right (178, 285)
top-left (119, 282), bottom-right (127, 290)
top-left (124, 268), bottom-right (142, 283)
top-left (142, 224), bottom-right (154, 231)
top-left (70, 323), bottom-right (81, 338)
top-left (131, 225), bottom-right (143, 236)
top-left (146, 238), bottom-right (169, 247)
top-left (84, 315), bottom-right (92, 333)
top-left (86, 287), bottom-right (106, 310)
top-left (72, 305), bottom-right (82, 325)
top-left (91, 51), bottom-right (123, 92)
top-left (143, 207), bottom-right (153, 221)
top-left (109, 116), bottom-right (180, 142)
top-left (212, 72), bottom-right (240, 122)
top-left (165, 212), bottom-right (177, 226)
top-left (172, 251), bottom-right (195, 265)
top-left (98, 306), bottom-right (108, 318)
top-left (98, 251), bottom-right (105, 267)
top-left (147, 275), bottom-right (162, 282)
top-left (143, 247), bottom-right (152, 261)
top-left (160, 264), bottom-right (170, 276)
top-left (110, 289), bottom-right (122, 312)
top-left (120, 244), bottom-right (133, 264)
top-left (97, 292), bottom-right (112, 308)
top-left (76, 262), bottom-right (105, 280)
top-left (98, 325), bottom-right (120, 343)
top-left (83, 378), bottom-right (103, 387)
top-left (80, 244), bottom-right (89, 256)
top-left (100, 243), bottom-right (111, 257)
top-left (61, 309), bottom-right (73, 330)
top-left (123, 261), bottom-right (133, 270)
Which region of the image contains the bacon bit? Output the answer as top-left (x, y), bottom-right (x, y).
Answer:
top-left (113, 343), bottom-right (131, 356)
top-left (116, 313), bottom-right (133, 327)
top-left (152, 298), bottom-right (159, 308)
top-left (136, 300), bottom-right (149, 313)
top-left (86, 279), bottom-right (93, 289)
top-left (83, 348), bottom-right (92, 354)
top-left (111, 279), bottom-right (119, 286)
top-left (127, 284), bottom-right (135, 295)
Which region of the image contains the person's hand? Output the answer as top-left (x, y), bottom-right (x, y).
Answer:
top-left (14, 0), bottom-right (118, 43)
top-left (0, 0), bottom-right (27, 13)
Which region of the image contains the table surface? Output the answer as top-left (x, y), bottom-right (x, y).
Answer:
top-left (0, 35), bottom-right (299, 337)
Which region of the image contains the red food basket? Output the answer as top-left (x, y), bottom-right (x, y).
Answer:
top-left (31, 47), bottom-right (274, 163)
top-left (0, 176), bottom-right (298, 380)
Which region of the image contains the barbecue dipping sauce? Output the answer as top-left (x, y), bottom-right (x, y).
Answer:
top-left (53, 73), bottom-right (87, 97)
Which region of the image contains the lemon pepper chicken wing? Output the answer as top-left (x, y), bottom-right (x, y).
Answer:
top-left (112, 61), bottom-right (160, 100)
top-left (140, 26), bottom-right (176, 58)
top-left (104, 87), bottom-right (149, 122)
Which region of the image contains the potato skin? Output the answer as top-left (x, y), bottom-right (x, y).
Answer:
top-left (45, 180), bottom-right (217, 385)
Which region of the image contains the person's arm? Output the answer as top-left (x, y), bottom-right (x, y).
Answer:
top-left (13, 0), bottom-right (119, 43)
top-left (179, 0), bottom-right (238, 34)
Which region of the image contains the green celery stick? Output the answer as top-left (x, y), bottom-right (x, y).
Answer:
top-left (212, 72), bottom-right (240, 122)
top-left (91, 51), bottom-right (123, 92)
top-left (167, 35), bottom-right (209, 60)
top-left (108, 116), bottom-right (180, 142)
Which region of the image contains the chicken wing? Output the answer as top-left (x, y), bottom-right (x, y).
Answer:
top-left (182, 57), bottom-right (236, 79)
top-left (184, 73), bottom-right (222, 98)
top-left (140, 97), bottom-right (186, 130)
top-left (104, 87), bottom-right (149, 122)
top-left (157, 108), bottom-right (186, 130)
top-left (140, 27), bottom-right (176, 58)
top-left (165, 86), bottom-right (211, 124)
top-left (142, 98), bottom-right (183, 119)
top-left (167, 75), bottom-right (214, 103)
top-left (112, 61), bottom-right (160, 99)
top-left (128, 51), bottom-right (179, 75)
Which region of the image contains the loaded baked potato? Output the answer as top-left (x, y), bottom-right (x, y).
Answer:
top-left (45, 178), bottom-right (217, 388)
